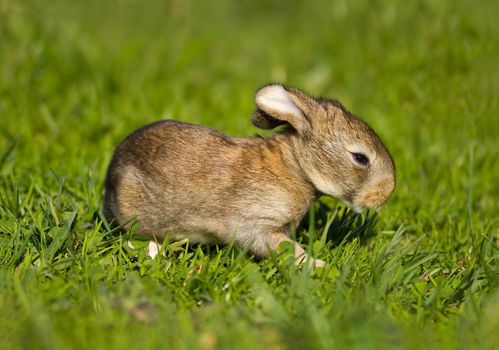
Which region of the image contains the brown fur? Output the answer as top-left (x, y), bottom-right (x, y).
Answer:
top-left (104, 84), bottom-right (395, 267)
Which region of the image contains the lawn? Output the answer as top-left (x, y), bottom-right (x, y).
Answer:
top-left (0, 0), bottom-right (498, 349)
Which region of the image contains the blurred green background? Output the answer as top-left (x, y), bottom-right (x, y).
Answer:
top-left (0, 0), bottom-right (498, 349)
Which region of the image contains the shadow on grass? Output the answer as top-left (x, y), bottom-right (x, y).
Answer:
top-left (298, 199), bottom-right (380, 246)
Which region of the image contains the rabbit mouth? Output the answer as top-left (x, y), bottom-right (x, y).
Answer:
top-left (352, 205), bottom-right (366, 214)
top-left (341, 199), bottom-right (366, 213)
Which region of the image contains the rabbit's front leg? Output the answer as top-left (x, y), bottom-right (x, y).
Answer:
top-left (241, 230), bottom-right (326, 268)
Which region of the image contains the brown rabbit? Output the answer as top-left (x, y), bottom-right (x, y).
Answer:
top-left (104, 84), bottom-right (395, 267)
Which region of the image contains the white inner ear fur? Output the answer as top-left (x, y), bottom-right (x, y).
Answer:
top-left (256, 85), bottom-right (305, 119)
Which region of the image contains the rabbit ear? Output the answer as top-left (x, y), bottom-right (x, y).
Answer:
top-left (254, 84), bottom-right (312, 134)
top-left (252, 109), bottom-right (288, 130)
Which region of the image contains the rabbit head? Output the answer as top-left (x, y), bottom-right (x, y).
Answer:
top-left (253, 84), bottom-right (395, 212)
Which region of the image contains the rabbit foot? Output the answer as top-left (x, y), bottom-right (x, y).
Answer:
top-left (295, 253), bottom-right (326, 268)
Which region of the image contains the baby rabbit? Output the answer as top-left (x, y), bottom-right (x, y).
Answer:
top-left (104, 84), bottom-right (395, 267)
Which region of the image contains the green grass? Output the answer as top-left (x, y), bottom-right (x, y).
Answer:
top-left (1, 0), bottom-right (498, 349)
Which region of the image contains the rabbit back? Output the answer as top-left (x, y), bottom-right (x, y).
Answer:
top-left (104, 120), bottom-right (314, 243)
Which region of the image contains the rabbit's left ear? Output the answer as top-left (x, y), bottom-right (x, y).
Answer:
top-left (252, 109), bottom-right (288, 130)
top-left (254, 84), bottom-right (315, 135)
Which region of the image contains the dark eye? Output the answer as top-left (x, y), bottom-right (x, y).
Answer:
top-left (352, 152), bottom-right (369, 166)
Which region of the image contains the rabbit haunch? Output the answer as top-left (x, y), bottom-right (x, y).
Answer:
top-left (104, 84), bottom-right (395, 267)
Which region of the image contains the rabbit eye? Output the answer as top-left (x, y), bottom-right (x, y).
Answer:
top-left (352, 152), bottom-right (370, 166)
